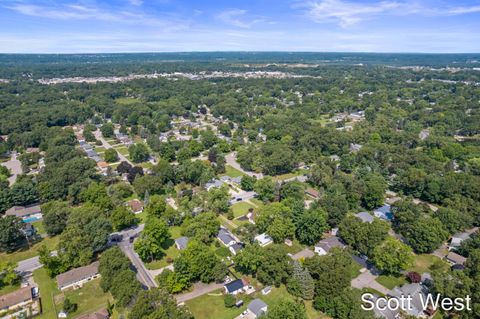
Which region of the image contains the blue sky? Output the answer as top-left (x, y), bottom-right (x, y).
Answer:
top-left (0, 0), bottom-right (480, 53)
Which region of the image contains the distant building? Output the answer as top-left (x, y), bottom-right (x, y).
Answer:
top-left (349, 143), bottom-right (362, 153)
top-left (76, 308), bottom-right (110, 319)
top-left (224, 279), bottom-right (247, 295)
top-left (175, 237), bottom-right (189, 250)
top-left (217, 227), bottom-right (236, 247)
top-left (5, 204), bottom-right (42, 222)
top-left (229, 242), bottom-right (244, 256)
top-left (254, 233), bottom-right (273, 247)
top-left (0, 286), bottom-right (40, 316)
top-left (314, 237), bottom-right (346, 256)
top-left (247, 299), bottom-right (268, 318)
top-left (450, 232), bottom-right (471, 249)
top-left (373, 204), bottom-right (393, 221)
top-left (126, 199), bottom-right (143, 214)
top-left (304, 188), bottom-right (319, 199)
top-left (389, 283), bottom-right (434, 318)
top-left (446, 252), bottom-right (467, 266)
top-left (56, 261), bottom-right (100, 290)
top-left (355, 212), bottom-right (374, 224)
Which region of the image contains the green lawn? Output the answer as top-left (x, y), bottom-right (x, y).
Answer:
top-left (33, 268), bottom-right (60, 319)
top-left (55, 278), bottom-right (113, 319)
top-left (350, 261), bottom-right (363, 279)
top-left (231, 202), bottom-right (256, 218)
top-left (32, 220), bottom-right (46, 235)
top-left (249, 198), bottom-right (263, 206)
top-left (115, 147), bottom-right (129, 156)
top-left (224, 165), bottom-right (245, 178)
top-left (94, 146), bottom-right (106, 153)
top-left (408, 254), bottom-right (450, 274)
top-left (186, 285), bottom-right (325, 319)
top-left (146, 226), bottom-right (182, 270)
top-left (0, 236), bottom-right (59, 264)
top-left (376, 275), bottom-right (407, 290)
top-left (139, 162), bottom-right (154, 169)
top-left (185, 289), bottom-right (247, 319)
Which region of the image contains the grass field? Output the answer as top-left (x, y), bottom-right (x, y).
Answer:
top-left (408, 254), bottom-right (449, 274)
top-left (186, 285), bottom-right (325, 319)
top-left (115, 147), bottom-right (129, 155)
top-left (146, 226), bottom-right (182, 270)
top-left (224, 165), bottom-right (245, 178)
top-left (34, 268), bottom-right (113, 319)
top-left (56, 279), bottom-right (113, 319)
top-left (32, 220), bottom-right (46, 235)
top-left (0, 236), bottom-right (59, 264)
top-left (376, 274), bottom-right (407, 290)
top-left (115, 97), bottom-right (141, 105)
top-left (33, 268), bottom-right (60, 319)
top-left (231, 201), bottom-right (256, 218)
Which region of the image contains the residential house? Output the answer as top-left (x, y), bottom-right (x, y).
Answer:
top-left (229, 242), bottom-right (244, 256)
top-left (175, 237), bottom-right (189, 250)
top-left (304, 188), bottom-right (319, 199)
top-left (450, 232), bottom-right (471, 249)
top-left (0, 286), bottom-right (40, 317)
top-left (446, 252), bottom-right (467, 266)
top-left (205, 179), bottom-right (224, 191)
top-left (389, 283), bottom-right (434, 318)
top-left (56, 261), bottom-right (100, 290)
top-left (224, 279), bottom-right (246, 295)
top-left (314, 237), bottom-right (346, 256)
top-left (247, 299), bottom-right (268, 318)
top-left (374, 204), bottom-right (393, 221)
top-left (355, 212), bottom-right (374, 224)
top-left (254, 233), bottom-right (273, 247)
top-left (217, 227), bottom-right (237, 247)
top-left (349, 143), bottom-right (362, 153)
top-left (5, 204), bottom-right (42, 222)
top-left (126, 199), bottom-right (143, 214)
top-left (76, 308), bottom-right (110, 319)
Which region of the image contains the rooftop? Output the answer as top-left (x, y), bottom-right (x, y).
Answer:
top-left (56, 261), bottom-right (100, 289)
top-left (0, 286), bottom-right (33, 309)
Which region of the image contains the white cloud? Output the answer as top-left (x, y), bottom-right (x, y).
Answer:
top-left (217, 8), bottom-right (266, 28)
top-left (128, 0), bottom-right (143, 6)
top-left (4, 2), bottom-right (187, 29)
top-left (301, 0), bottom-right (401, 27)
top-left (301, 0), bottom-right (480, 27)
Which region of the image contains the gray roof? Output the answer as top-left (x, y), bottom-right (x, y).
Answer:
top-left (390, 283), bottom-right (427, 317)
top-left (56, 261), bottom-right (99, 289)
top-left (356, 212), bottom-right (374, 223)
top-left (5, 204), bottom-right (41, 218)
top-left (248, 299), bottom-right (267, 317)
top-left (217, 228), bottom-right (235, 245)
top-left (175, 237), bottom-right (189, 250)
top-left (316, 236), bottom-right (346, 253)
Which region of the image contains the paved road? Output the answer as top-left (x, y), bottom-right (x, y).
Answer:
top-left (351, 269), bottom-right (390, 295)
top-left (175, 282), bottom-right (224, 303)
top-left (16, 250), bottom-right (58, 276)
top-left (94, 130), bottom-right (132, 165)
top-left (1, 152), bottom-right (22, 185)
top-left (225, 152), bottom-right (263, 179)
top-left (114, 224), bottom-right (158, 288)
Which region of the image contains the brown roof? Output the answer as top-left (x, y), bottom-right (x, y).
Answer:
top-left (5, 204), bottom-right (41, 218)
top-left (56, 261), bottom-right (99, 289)
top-left (127, 199), bottom-right (143, 213)
top-left (97, 161), bottom-right (109, 168)
top-left (76, 308), bottom-right (109, 319)
top-left (0, 287), bottom-right (33, 309)
top-left (305, 188), bottom-right (319, 199)
top-left (446, 252), bottom-right (467, 265)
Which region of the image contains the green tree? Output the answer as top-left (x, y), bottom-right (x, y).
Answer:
top-left (100, 123), bottom-right (114, 138)
top-left (240, 175), bottom-right (256, 191)
top-left (338, 215), bottom-right (389, 256)
top-left (134, 217), bottom-right (170, 261)
top-left (287, 261), bottom-right (315, 300)
top-left (182, 212), bottom-right (220, 244)
top-left (63, 297), bottom-right (77, 314)
top-left (254, 177), bottom-right (276, 202)
top-left (41, 201), bottom-right (70, 236)
top-left (110, 206), bottom-right (138, 231)
top-left (104, 148), bottom-right (119, 163)
top-left (0, 216), bottom-right (25, 252)
top-left (372, 237), bottom-right (414, 274)
top-left (129, 288), bottom-right (193, 319)
top-left (129, 143), bottom-right (150, 163)
top-left (296, 209), bottom-right (329, 245)
top-left (361, 173), bottom-right (387, 209)
top-left (264, 299), bottom-right (307, 319)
